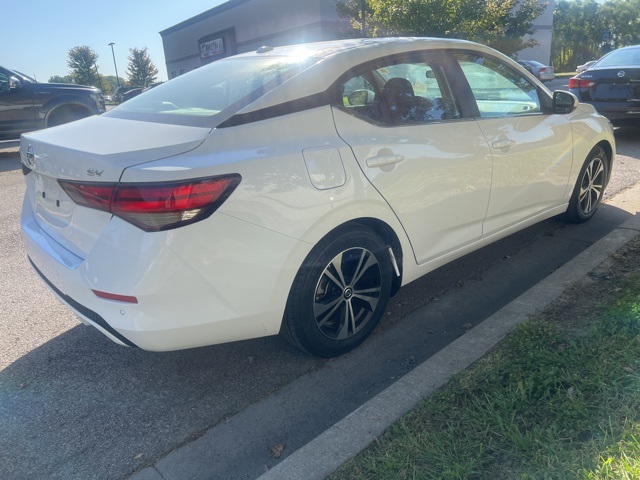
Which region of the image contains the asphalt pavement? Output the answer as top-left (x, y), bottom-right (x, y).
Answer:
top-left (127, 185), bottom-right (640, 480)
top-left (2, 124), bottom-right (640, 480)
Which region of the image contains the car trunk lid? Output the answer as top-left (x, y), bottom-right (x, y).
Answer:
top-left (21, 115), bottom-right (211, 258)
top-left (587, 68), bottom-right (640, 102)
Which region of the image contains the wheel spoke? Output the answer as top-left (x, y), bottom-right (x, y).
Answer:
top-left (328, 253), bottom-right (347, 289)
top-left (578, 158), bottom-right (605, 215)
top-left (351, 251), bottom-right (378, 286)
top-left (324, 260), bottom-right (346, 290)
top-left (314, 296), bottom-right (343, 327)
top-left (353, 287), bottom-right (381, 310)
top-left (336, 301), bottom-right (355, 340)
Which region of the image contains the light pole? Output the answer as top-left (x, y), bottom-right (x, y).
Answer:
top-left (109, 42), bottom-right (121, 89)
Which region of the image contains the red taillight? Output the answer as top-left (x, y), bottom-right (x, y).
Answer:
top-left (59, 175), bottom-right (241, 231)
top-left (568, 78), bottom-right (595, 89)
top-left (60, 182), bottom-right (116, 211)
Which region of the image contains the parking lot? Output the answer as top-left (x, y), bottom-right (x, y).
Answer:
top-left (1, 122), bottom-right (640, 479)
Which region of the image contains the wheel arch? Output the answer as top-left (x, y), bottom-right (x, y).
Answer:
top-left (42, 96), bottom-right (96, 128)
top-left (311, 217), bottom-right (405, 297)
top-left (596, 140), bottom-right (614, 185)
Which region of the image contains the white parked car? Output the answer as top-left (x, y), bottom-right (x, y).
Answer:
top-left (21, 38), bottom-right (614, 357)
top-left (576, 60), bottom-right (597, 73)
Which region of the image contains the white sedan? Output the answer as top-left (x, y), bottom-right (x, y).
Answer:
top-left (20, 38), bottom-right (614, 357)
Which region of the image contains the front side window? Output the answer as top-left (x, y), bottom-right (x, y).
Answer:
top-left (0, 72), bottom-right (8, 93)
top-left (338, 55), bottom-right (461, 125)
top-left (456, 53), bottom-right (541, 117)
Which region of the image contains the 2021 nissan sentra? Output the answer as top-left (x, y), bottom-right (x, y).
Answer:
top-left (569, 45), bottom-right (640, 125)
top-left (20, 38), bottom-right (614, 357)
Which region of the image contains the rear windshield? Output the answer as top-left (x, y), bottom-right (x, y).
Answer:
top-left (105, 55), bottom-right (318, 127)
top-left (596, 47), bottom-right (640, 67)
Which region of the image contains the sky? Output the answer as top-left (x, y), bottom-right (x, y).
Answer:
top-left (3, 0), bottom-right (228, 83)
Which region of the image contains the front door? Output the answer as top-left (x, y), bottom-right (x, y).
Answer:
top-left (453, 53), bottom-right (574, 235)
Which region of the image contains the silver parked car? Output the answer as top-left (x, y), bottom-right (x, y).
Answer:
top-left (517, 60), bottom-right (555, 82)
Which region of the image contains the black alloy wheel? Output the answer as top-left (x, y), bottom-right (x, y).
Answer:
top-left (565, 145), bottom-right (608, 223)
top-left (282, 225), bottom-right (393, 357)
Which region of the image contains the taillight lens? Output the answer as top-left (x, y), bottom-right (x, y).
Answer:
top-left (568, 78), bottom-right (595, 89)
top-left (59, 175), bottom-right (241, 232)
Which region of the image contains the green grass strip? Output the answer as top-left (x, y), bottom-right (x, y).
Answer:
top-left (331, 275), bottom-right (640, 480)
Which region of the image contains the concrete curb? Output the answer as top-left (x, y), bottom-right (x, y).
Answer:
top-left (259, 212), bottom-right (640, 480)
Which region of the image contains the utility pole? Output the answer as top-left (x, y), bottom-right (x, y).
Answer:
top-left (109, 42), bottom-right (121, 88)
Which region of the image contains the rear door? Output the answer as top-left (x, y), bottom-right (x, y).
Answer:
top-left (332, 51), bottom-right (493, 265)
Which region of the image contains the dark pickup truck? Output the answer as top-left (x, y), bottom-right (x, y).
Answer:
top-left (0, 66), bottom-right (105, 140)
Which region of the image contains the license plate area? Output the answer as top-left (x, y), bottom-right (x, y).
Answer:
top-left (593, 83), bottom-right (635, 101)
top-left (33, 172), bottom-right (74, 229)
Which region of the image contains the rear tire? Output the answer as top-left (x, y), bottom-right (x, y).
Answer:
top-left (564, 145), bottom-right (608, 223)
top-left (281, 225), bottom-right (393, 358)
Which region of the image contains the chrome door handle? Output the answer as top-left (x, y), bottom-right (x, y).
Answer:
top-left (365, 154), bottom-right (405, 168)
top-left (491, 140), bottom-right (516, 149)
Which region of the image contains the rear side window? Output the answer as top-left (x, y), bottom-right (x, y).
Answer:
top-left (455, 53), bottom-right (541, 117)
top-left (338, 55), bottom-right (461, 125)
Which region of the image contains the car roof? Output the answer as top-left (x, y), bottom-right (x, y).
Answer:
top-left (234, 37), bottom-right (511, 114)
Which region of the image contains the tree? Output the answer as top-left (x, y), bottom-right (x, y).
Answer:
top-left (600, 0), bottom-right (640, 50)
top-left (465, 0), bottom-right (546, 57)
top-left (552, 0), bottom-right (640, 72)
top-left (48, 75), bottom-right (75, 84)
top-left (126, 48), bottom-right (158, 87)
top-left (67, 46), bottom-right (101, 88)
top-left (335, 0), bottom-right (386, 37)
top-left (552, 0), bottom-right (603, 71)
top-left (335, 0), bottom-right (546, 57)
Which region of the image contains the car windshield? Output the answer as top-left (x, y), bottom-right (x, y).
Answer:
top-left (596, 48), bottom-right (640, 67)
top-left (107, 55), bottom-right (319, 127)
top-left (9, 69), bottom-right (37, 83)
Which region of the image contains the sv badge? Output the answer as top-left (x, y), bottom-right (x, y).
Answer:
top-left (87, 169), bottom-right (104, 177)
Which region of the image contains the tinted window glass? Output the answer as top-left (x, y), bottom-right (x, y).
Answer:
top-left (456, 53), bottom-right (541, 117)
top-left (339, 57), bottom-right (461, 125)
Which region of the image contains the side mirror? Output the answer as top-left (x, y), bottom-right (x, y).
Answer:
top-left (9, 76), bottom-right (22, 91)
top-left (553, 90), bottom-right (578, 114)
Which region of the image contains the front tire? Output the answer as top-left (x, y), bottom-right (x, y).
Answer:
top-left (564, 145), bottom-right (608, 223)
top-left (282, 225), bottom-right (393, 358)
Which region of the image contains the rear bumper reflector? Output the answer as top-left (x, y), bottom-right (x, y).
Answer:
top-left (92, 290), bottom-right (138, 304)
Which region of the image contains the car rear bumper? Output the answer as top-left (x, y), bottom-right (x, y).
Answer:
top-left (586, 101), bottom-right (640, 122)
top-left (21, 195), bottom-right (308, 351)
top-left (569, 90), bottom-right (640, 121)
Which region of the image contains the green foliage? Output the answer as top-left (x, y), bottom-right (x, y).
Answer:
top-left (99, 75), bottom-right (125, 95)
top-left (48, 75), bottom-right (74, 84)
top-left (67, 46), bottom-right (101, 88)
top-left (553, 0), bottom-right (640, 72)
top-left (126, 47), bottom-right (158, 87)
top-left (335, 0), bottom-right (546, 57)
